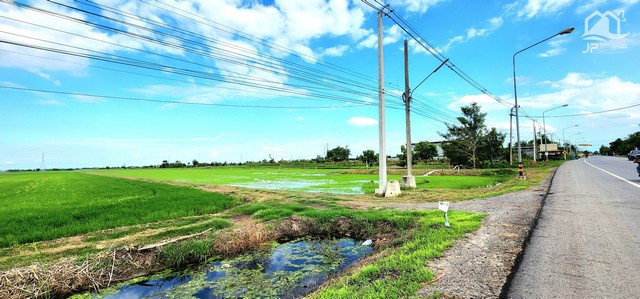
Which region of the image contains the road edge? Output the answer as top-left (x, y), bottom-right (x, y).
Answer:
top-left (498, 166), bottom-right (560, 299)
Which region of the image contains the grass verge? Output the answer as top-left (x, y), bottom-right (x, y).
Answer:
top-left (310, 211), bottom-right (484, 298)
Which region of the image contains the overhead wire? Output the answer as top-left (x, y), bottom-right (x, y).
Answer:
top-left (0, 86), bottom-right (361, 109)
top-left (8, 1), bottom-right (378, 98)
top-left (0, 0), bottom-right (464, 123)
top-left (361, 0), bottom-right (513, 111)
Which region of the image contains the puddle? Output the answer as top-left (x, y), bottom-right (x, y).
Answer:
top-left (97, 238), bottom-right (372, 298)
top-left (229, 179), bottom-right (369, 194)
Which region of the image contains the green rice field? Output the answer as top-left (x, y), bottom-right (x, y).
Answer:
top-left (0, 167), bottom-right (506, 248)
top-left (0, 171), bottom-right (237, 248)
top-left (87, 167), bottom-right (506, 194)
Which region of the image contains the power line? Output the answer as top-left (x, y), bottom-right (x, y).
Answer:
top-left (0, 0), bottom-right (458, 123)
top-left (528, 103), bottom-right (640, 118)
top-left (361, 0), bottom-right (513, 110)
top-left (0, 85), bottom-right (366, 109)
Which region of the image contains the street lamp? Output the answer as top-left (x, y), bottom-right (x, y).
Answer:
top-left (568, 132), bottom-right (581, 158)
top-left (562, 124), bottom-right (579, 159)
top-left (512, 26), bottom-right (574, 176)
top-left (542, 104), bottom-right (568, 161)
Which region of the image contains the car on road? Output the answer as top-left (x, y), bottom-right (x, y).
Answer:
top-left (628, 149), bottom-right (640, 160)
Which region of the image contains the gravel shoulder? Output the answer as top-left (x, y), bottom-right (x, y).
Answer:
top-left (408, 172), bottom-right (554, 298)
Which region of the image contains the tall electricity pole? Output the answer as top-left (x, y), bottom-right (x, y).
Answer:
top-left (40, 152), bottom-right (47, 171)
top-left (402, 39), bottom-right (415, 188)
top-left (376, 11), bottom-right (387, 195)
top-left (532, 120), bottom-right (537, 162)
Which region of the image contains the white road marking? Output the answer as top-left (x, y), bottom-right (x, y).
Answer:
top-left (584, 159), bottom-right (640, 189)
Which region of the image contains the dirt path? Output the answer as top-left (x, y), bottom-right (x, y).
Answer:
top-left (412, 173), bottom-right (552, 298)
top-left (335, 173), bottom-right (552, 298)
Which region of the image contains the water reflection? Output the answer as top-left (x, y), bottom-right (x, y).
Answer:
top-left (100, 238), bottom-right (372, 299)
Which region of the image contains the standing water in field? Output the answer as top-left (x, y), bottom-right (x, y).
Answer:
top-left (97, 238), bottom-right (372, 298)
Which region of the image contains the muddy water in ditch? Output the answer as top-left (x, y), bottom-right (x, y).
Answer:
top-left (101, 238), bottom-right (372, 298)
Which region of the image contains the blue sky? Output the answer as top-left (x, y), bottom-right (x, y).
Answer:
top-left (1, 0), bottom-right (639, 170)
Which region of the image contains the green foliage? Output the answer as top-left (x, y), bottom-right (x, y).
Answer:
top-left (414, 141), bottom-right (438, 162)
top-left (608, 131), bottom-right (640, 155)
top-left (357, 150), bottom-right (377, 168)
top-left (311, 211), bottom-right (485, 298)
top-left (326, 146), bottom-right (351, 162)
top-left (477, 128), bottom-right (507, 164)
top-left (0, 172), bottom-right (238, 248)
top-left (441, 141), bottom-right (470, 166)
top-left (414, 175), bottom-right (504, 189)
top-left (159, 239), bottom-right (212, 268)
top-left (228, 204), bottom-right (272, 216)
top-left (396, 145), bottom-right (415, 167)
top-left (441, 102), bottom-right (505, 168)
top-left (230, 203), bottom-right (311, 221)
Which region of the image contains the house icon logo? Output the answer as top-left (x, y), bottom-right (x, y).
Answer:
top-left (582, 10), bottom-right (629, 41)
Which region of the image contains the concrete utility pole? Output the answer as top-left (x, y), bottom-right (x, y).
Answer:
top-left (402, 39), bottom-right (416, 188)
top-left (376, 11), bottom-right (387, 195)
top-left (509, 106), bottom-right (515, 165)
top-left (532, 120), bottom-right (537, 162)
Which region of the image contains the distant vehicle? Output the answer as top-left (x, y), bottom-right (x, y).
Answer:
top-left (628, 149), bottom-right (640, 160)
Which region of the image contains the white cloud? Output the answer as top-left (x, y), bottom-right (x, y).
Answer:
top-left (575, 0), bottom-right (607, 14)
top-left (347, 117), bottom-right (378, 126)
top-left (321, 45), bottom-right (349, 57)
top-left (36, 99), bottom-right (66, 106)
top-left (389, 0), bottom-right (447, 14)
top-left (506, 0), bottom-right (574, 19)
top-left (536, 38), bottom-right (570, 58)
top-left (520, 73), bottom-right (640, 119)
top-left (440, 17), bottom-right (503, 52)
top-left (447, 93), bottom-right (510, 113)
top-left (358, 25), bottom-right (404, 49)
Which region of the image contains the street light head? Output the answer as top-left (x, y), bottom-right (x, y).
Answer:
top-left (561, 104), bottom-right (569, 107)
top-left (558, 27), bottom-right (575, 35)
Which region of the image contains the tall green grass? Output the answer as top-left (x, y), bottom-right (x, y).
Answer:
top-left (0, 171), bottom-right (238, 248)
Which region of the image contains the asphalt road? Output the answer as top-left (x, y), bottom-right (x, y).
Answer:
top-left (508, 156), bottom-right (640, 298)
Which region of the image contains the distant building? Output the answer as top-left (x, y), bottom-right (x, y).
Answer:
top-left (428, 141), bottom-right (446, 160)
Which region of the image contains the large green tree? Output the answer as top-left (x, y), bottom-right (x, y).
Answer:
top-left (326, 146), bottom-right (351, 162)
top-left (609, 138), bottom-right (624, 155)
top-left (397, 145), bottom-right (415, 167)
top-left (477, 128), bottom-right (507, 163)
top-left (413, 141), bottom-right (438, 163)
top-left (605, 131), bottom-right (640, 156)
top-left (440, 102), bottom-right (501, 168)
top-left (357, 150), bottom-right (377, 168)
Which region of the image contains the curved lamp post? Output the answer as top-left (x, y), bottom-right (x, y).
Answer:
top-left (568, 132), bottom-right (581, 158)
top-left (542, 104), bottom-right (568, 161)
top-left (513, 26), bottom-right (574, 176)
top-left (562, 124), bottom-right (579, 159)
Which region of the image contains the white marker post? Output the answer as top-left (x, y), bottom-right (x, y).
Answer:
top-left (438, 202), bottom-right (450, 228)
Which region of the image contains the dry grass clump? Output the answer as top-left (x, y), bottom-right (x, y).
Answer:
top-left (0, 247), bottom-right (160, 299)
top-left (211, 220), bottom-right (275, 257)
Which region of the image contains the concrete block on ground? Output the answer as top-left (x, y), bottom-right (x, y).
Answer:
top-left (402, 175), bottom-right (416, 188)
top-left (385, 180), bottom-right (401, 197)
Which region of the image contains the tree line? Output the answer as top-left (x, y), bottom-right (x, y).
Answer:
top-left (322, 102), bottom-right (508, 169)
top-left (599, 131), bottom-right (640, 156)
top-left (152, 102), bottom-right (509, 169)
